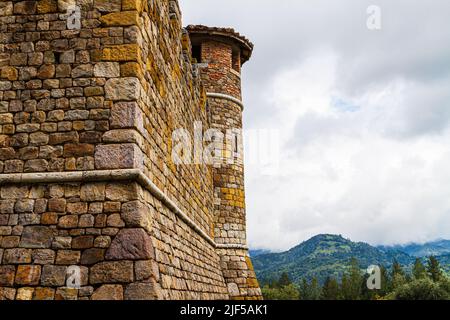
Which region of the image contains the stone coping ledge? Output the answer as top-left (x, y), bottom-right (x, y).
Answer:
top-left (207, 92), bottom-right (244, 111)
top-left (0, 170), bottom-right (248, 251)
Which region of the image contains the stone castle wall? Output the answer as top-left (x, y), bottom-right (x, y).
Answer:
top-left (0, 0), bottom-right (261, 300)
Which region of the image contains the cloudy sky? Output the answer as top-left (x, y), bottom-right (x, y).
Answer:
top-left (180, 0), bottom-right (450, 251)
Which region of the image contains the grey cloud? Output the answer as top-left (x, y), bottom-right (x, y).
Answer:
top-left (181, 0), bottom-right (450, 251)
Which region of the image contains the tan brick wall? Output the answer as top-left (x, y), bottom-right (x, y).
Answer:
top-left (0, 0), bottom-right (261, 300)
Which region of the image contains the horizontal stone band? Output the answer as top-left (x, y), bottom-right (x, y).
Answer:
top-left (206, 92), bottom-right (244, 111)
top-left (0, 170), bottom-right (248, 251)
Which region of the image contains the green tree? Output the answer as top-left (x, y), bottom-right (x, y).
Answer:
top-left (348, 258), bottom-right (363, 300)
top-left (322, 277), bottom-right (340, 300)
top-left (340, 259), bottom-right (363, 300)
top-left (262, 284), bottom-right (300, 300)
top-left (391, 260), bottom-right (406, 289)
top-left (299, 278), bottom-right (310, 300)
top-left (412, 258), bottom-right (427, 280)
top-left (380, 266), bottom-right (392, 296)
top-left (361, 272), bottom-right (375, 300)
top-left (298, 278), bottom-right (321, 300)
top-left (393, 278), bottom-right (450, 300)
top-left (392, 260), bottom-right (405, 277)
top-left (278, 272), bottom-right (292, 287)
top-left (427, 256), bottom-right (443, 282)
top-left (309, 277), bottom-right (322, 300)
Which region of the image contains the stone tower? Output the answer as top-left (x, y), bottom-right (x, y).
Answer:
top-left (0, 0), bottom-right (261, 300)
top-left (187, 26), bottom-right (260, 299)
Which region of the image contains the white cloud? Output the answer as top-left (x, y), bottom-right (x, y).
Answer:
top-left (246, 51), bottom-right (450, 251)
top-left (180, 0), bottom-right (450, 251)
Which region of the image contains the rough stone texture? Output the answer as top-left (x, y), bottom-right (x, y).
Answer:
top-left (0, 0), bottom-right (261, 301)
top-left (105, 228), bottom-right (153, 260)
top-left (94, 144), bottom-right (143, 170)
top-left (89, 261), bottom-right (134, 284)
top-left (81, 248), bottom-right (105, 265)
top-left (105, 78), bottom-right (141, 101)
top-left (15, 265), bottom-right (42, 285)
top-left (94, 62), bottom-right (120, 78)
top-left (40, 265), bottom-right (66, 286)
top-left (91, 284), bottom-right (123, 300)
top-left (20, 226), bottom-right (53, 248)
top-left (125, 282), bottom-right (160, 300)
top-left (4, 248), bottom-right (32, 264)
top-left (0, 266), bottom-right (16, 286)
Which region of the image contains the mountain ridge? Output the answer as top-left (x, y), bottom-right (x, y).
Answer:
top-left (252, 234), bottom-right (450, 285)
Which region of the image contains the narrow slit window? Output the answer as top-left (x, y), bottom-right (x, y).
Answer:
top-left (232, 50), bottom-right (241, 72)
top-left (192, 45), bottom-right (202, 63)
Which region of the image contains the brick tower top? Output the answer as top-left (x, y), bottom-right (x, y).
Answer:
top-left (186, 25), bottom-right (253, 101)
top-left (186, 25), bottom-right (254, 65)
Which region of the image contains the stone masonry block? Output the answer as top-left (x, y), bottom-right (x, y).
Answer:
top-left (94, 143), bottom-right (143, 170)
top-left (99, 11), bottom-right (139, 27)
top-left (94, 62), bottom-right (120, 78)
top-left (91, 284), bottom-right (123, 300)
top-left (121, 201), bottom-right (152, 232)
top-left (102, 45), bottom-right (140, 62)
top-left (110, 101), bottom-right (144, 131)
top-left (89, 261), bottom-right (134, 284)
top-left (105, 77), bottom-right (141, 101)
top-left (105, 228), bottom-right (154, 261)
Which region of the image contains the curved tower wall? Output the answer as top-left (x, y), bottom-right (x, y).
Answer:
top-left (188, 26), bottom-right (261, 299)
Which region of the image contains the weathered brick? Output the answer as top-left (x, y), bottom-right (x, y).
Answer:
top-left (94, 62), bottom-right (120, 78)
top-left (14, 200), bottom-right (34, 213)
top-left (105, 183), bottom-right (138, 201)
top-left (100, 11), bottom-right (139, 27)
top-left (20, 226), bottom-right (53, 248)
top-left (66, 202), bottom-right (88, 215)
top-left (32, 249), bottom-right (56, 264)
top-left (95, 143), bottom-right (143, 170)
top-left (63, 143), bottom-right (94, 157)
top-left (94, 0), bottom-right (121, 12)
top-left (41, 212), bottom-right (58, 225)
top-left (91, 284), bottom-right (123, 300)
top-left (79, 183), bottom-right (105, 202)
top-left (24, 159), bottom-right (48, 172)
top-left (15, 265), bottom-right (41, 285)
top-left (55, 287), bottom-right (78, 300)
top-left (48, 198), bottom-right (66, 213)
top-left (105, 228), bottom-right (154, 260)
top-left (14, 1), bottom-right (37, 15)
top-left (16, 287), bottom-right (34, 300)
top-left (81, 248), bottom-right (105, 265)
top-left (58, 215), bottom-right (78, 229)
top-left (90, 261), bottom-right (134, 284)
top-left (72, 236), bottom-right (94, 249)
top-left (3, 248), bottom-right (32, 264)
top-left (33, 287), bottom-right (55, 300)
top-left (40, 265), bottom-right (66, 286)
top-left (49, 132), bottom-right (78, 145)
top-left (105, 77), bottom-right (141, 100)
top-left (56, 250), bottom-right (80, 265)
top-left (124, 282), bottom-right (160, 300)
